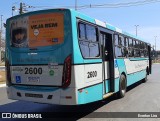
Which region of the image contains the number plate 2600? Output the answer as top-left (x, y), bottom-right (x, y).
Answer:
top-left (25, 67), bottom-right (42, 75)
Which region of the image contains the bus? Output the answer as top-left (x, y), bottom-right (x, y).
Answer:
top-left (5, 8), bottom-right (152, 105)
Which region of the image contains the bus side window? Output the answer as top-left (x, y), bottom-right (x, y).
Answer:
top-left (125, 37), bottom-right (129, 48)
top-left (78, 22), bottom-right (100, 58)
top-left (114, 34), bottom-right (123, 58)
top-left (119, 35), bottom-right (124, 46)
top-left (79, 23), bottom-right (86, 40)
top-left (133, 40), bottom-right (136, 48)
top-left (115, 46), bottom-right (123, 58)
top-left (129, 38), bottom-right (133, 47)
top-left (124, 37), bottom-right (129, 57)
top-left (128, 48), bottom-right (134, 57)
top-left (114, 34), bottom-right (119, 45)
top-left (122, 47), bottom-right (128, 58)
top-left (86, 24), bottom-right (97, 42)
top-left (134, 49), bottom-right (140, 57)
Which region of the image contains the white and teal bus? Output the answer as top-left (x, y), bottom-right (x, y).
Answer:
top-left (5, 8), bottom-right (152, 105)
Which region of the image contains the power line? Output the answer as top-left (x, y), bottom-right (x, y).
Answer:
top-left (77, 0), bottom-right (160, 10)
top-left (11, 0), bottom-right (160, 14)
top-left (31, 0), bottom-right (160, 10)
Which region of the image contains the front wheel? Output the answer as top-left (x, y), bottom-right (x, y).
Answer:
top-left (118, 74), bottom-right (127, 98)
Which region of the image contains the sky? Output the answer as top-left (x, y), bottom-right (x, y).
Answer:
top-left (0, 0), bottom-right (160, 50)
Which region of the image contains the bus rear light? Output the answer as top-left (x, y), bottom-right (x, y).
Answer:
top-left (62, 55), bottom-right (72, 88)
top-left (5, 59), bottom-right (12, 86)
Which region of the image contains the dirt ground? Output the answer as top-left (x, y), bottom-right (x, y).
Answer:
top-left (0, 71), bottom-right (6, 84)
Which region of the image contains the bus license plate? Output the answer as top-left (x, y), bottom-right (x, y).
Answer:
top-left (27, 77), bottom-right (40, 83)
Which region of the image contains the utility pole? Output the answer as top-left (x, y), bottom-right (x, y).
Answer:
top-left (75, 0), bottom-right (77, 10)
top-left (12, 2), bottom-right (33, 16)
top-left (19, 2), bottom-right (23, 14)
top-left (135, 25), bottom-right (139, 36)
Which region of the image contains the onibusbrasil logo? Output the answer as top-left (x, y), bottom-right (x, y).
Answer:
top-left (1, 113), bottom-right (42, 119)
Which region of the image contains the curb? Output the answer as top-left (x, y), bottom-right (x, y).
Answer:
top-left (153, 63), bottom-right (160, 64)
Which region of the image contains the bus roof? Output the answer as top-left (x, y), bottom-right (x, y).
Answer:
top-left (8, 8), bottom-right (149, 45)
top-left (70, 9), bottom-right (149, 45)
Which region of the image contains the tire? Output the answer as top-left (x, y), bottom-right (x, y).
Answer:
top-left (142, 71), bottom-right (148, 83)
top-left (118, 74), bottom-right (127, 98)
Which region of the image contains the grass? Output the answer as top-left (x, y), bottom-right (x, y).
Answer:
top-left (0, 71), bottom-right (6, 84)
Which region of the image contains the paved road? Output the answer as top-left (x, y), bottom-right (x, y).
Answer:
top-left (0, 64), bottom-right (160, 121)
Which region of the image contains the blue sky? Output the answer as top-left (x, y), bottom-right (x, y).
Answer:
top-left (1, 0), bottom-right (160, 50)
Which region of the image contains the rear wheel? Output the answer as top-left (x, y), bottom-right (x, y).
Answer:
top-left (118, 74), bottom-right (127, 98)
top-left (142, 70), bottom-right (148, 83)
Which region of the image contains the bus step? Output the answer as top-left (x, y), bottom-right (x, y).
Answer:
top-left (103, 92), bottom-right (114, 99)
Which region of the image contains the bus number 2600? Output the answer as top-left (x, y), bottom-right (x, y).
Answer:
top-left (25, 67), bottom-right (42, 75)
top-left (87, 71), bottom-right (97, 78)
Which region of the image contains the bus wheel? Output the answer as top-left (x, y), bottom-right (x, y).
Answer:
top-left (142, 70), bottom-right (148, 83)
top-left (118, 74), bottom-right (126, 98)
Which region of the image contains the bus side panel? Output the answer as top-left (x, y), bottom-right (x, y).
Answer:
top-left (114, 60), bottom-right (120, 92)
top-left (114, 78), bottom-right (120, 92)
top-left (104, 79), bottom-right (110, 94)
top-left (71, 10), bottom-right (95, 64)
top-left (71, 10), bottom-right (103, 104)
top-left (127, 70), bottom-right (146, 86)
top-left (60, 88), bottom-right (77, 105)
top-left (116, 59), bottom-right (127, 75)
top-left (75, 64), bottom-right (103, 104)
top-left (77, 83), bottom-right (103, 104)
top-left (125, 58), bottom-right (148, 86)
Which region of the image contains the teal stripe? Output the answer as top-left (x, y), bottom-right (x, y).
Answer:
top-left (104, 80), bottom-right (110, 93)
top-left (114, 78), bottom-right (120, 92)
top-left (84, 59), bottom-right (102, 64)
top-left (116, 59), bottom-right (127, 75)
top-left (78, 83), bottom-right (103, 104)
top-left (129, 58), bottom-right (148, 61)
top-left (106, 24), bottom-right (116, 31)
top-left (127, 70), bottom-right (146, 86)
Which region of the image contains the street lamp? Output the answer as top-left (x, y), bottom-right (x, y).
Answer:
top-left (75, 0), bottom-right (77, 10)
top-left (135, 25), bottom-right (139, 36)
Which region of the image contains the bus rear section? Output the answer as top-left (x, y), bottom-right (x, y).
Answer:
top-left (5, 9), bottom-right (77, 105)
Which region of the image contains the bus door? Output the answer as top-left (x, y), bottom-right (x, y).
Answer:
top-left (100, 31), bottom-right (115, 96)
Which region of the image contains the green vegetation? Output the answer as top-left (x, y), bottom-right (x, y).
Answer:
top-left (152, 59), bottom-right (160, 63)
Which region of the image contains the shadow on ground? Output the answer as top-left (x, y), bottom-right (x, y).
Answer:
top-left (0, 80), bottom-right (144, 121)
